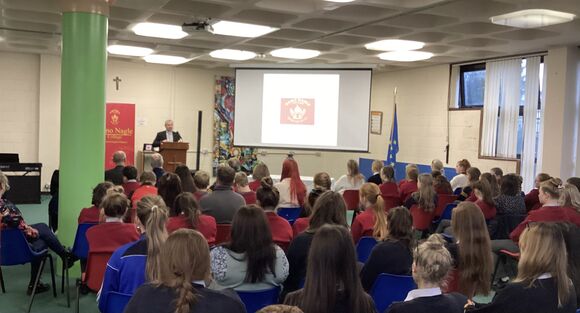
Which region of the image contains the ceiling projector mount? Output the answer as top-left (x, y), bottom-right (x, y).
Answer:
top-left (182, 19), bottom-right (214, 34)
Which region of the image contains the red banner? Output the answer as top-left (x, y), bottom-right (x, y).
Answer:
top-left (105, 103), bottom-right (135, 169)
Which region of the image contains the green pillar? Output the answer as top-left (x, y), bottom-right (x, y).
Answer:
top-left (59, 2), bottom-right (108, 249)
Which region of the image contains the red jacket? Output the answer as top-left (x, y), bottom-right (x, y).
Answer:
top-left (351, 207), bottom-right (375, 243)
top-left (292, 217), bottom-right (309, 237)
top-left (466, 192), bottom-right (477, 202)
top-left (379, 182), bottom-right (400, 198)
top-left (248, 180), bottom-right (261, 192)
top-left (475, 200), bottom-right (497, 220)
top-left (524, 189), bottom-right (541, 211)
top-left (166, 214), bottom-right (217, 245)
top-left (122, 181), bottom-right (141, 198)
top-left (399, 180), bottom-right (418, 203)
top-left (131, 185), bottom-right (158, 207)
top-left (238, 191), bottom-right (257, 205)
top-left (78, 205), bottom-right (101, 224)
top-left (510, 205), bottom-right (580, 242)
top-left (265, 211), bottom-right (293, 244)
top-left (86, 222), bottom-right (140, 253)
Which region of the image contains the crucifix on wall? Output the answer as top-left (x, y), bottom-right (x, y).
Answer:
top-left (113, 76), bottom-right (122, 90)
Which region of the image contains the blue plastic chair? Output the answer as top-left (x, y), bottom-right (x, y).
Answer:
top-left (277, 207), bottom-right (302, 225)
top-left (356, 236), bottom-right (378, 263)
top-left (62, 223), bottom-right (97, 306)
top-left (432, 203), bottom-right (457, 227)
top-left (236, 286), bottom-right (281, 313)
top-left (104, 291), bottom-right (133, 313)
top-left (370, 273), bottom-right (416, 313)
top-left (1, 228), bottom-right (57, 313)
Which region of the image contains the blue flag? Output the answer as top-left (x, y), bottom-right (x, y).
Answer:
top-left (386, 105), bottom-right (399, 166)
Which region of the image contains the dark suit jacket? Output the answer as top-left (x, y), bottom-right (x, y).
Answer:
top-left (105, 165), bottom-right (124, 185)
top-left (152, 131), bottom-right (182, 147)
top-left (367, 173), bottom-right (382, 185)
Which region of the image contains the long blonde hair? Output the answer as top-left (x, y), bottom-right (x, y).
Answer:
top-left (451, 202), bottom-right (493, 297)
top-left (559, 184), bottom-right (580, 213)
top-left (359, 183), bottom-right (387, 240)
top-left (136, 195), bottom-right (169, 282)
top-left (416, 174), bottom-right (436, 212)
top-left (517, 223), bottom-right (571, 307)
top-left (155, 229), bottom-right (211, 313)
top-left (347, 159), bottom-right (364, 185)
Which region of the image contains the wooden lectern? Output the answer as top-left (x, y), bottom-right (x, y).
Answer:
top-left (159, 142), bottom-right (189, 172)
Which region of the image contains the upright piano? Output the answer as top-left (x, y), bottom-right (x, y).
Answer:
top-left (0, 163), bottom-right (42, 204)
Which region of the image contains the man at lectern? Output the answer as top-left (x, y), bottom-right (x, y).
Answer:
top-left (152, 119), bottom-right (182, 147)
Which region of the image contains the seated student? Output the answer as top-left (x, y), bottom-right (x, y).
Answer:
top-left (367, 159), bottom-right (384, 185)
top-left (433, 171), bottom-right (453, 195)
top-left (480, 172), bottom-right (500, 198)
top-left (131, 171), bottom-right (158, 212)
top-left (78, 181), bottom-right (114, 223)
top-left (98, 196), bottom-right (168, 311)
top-left (275, 159), bottom-right (307, 208)
top-left (283, 191), bottom-right (348, 298)
top-left (257, 305), bottom-right (304, 313)
top-left (449, 202), bottom-right (493, 299)
top-left (173, 165), bottom-right (196, 194)
top-left (86, 193), bottom-right (140, 263)
top-left (166, 192), bottom-right (216, 245)
top-left (124, 229), bottom-right (246, 313)
top-left (150, 153), bottom-right (165, 184)
top-left (472, 180), bottom-right (497, 220)
top-left (404, 174), bottom-right (438, 226)
top-left (256, 178), bottom-right (293, 246)
top-left (158, 173), bottom-right (182, 212)
top-left (380, 165), bottom-right (400, 198)
top-left (386, 235), bottom-right (467, 313)
top-left (431, 159), bottom-right (446, 177)
top-left (292, 186), bottom-right (324, 237)
top-left (525, 173), bottom-right (552, 211)
top-left (122, 166), bottom-right (141, 198)
top-left (0, 171), bottom-right (76, 295)
top-left (210, 205), bottom-right (288, 290)
top-left (467, 223), bottom-right (577, 313)
top-left (351, 183), bottom-right (388, 243)
top-left (250, 162), bottom-right (271, 192)
top-left (284, 224), bottom-right (375, 313)
top-left (450, 159), bottom-right (471, 192)
top-left (200, 165), bottom-right (246, 224)
top-left (567, 177), bottom-right (580, 193)
top-left (105, 151), bottom-right (126, 185)
top-left (298, 172), bottom-right (331, 219)
top-left (490, 167), bottom-right (503, 187)
top-left (495, 174), bottom-right (526, 216)
top-left (560, 184), bottom-right (580, 224)
top-left (458, 167), bottom-right (481, 202)
top-left (399, 165), bottom-right (419, 203)
top-left (360, 206), bottom-right (414, 291)
top-left (192, 170), bottom-right (210, 201)
top-left (333, 159), bottom-right (365, 194)
top-left (235, 172), bottom-right (257, 205)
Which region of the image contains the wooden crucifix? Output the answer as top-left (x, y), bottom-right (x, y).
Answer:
top-left (113, 76), bottom-right (122, 90)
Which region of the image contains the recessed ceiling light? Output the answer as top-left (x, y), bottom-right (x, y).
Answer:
top-left (270, 48), bottom-right (320, 59)
top-left (211, 21), bottom-right (278, 38)
top-left (144, 54), bottom-right (191, 65)
top-left (365, 39), bottom-right (425, 51)
top-left (107, 45), bottom-right (153, 57)
top-left (491, 9), bottom-right (575, 28)
top-left (378, 51), bottom-right (434, 62)
top-left (132, 22), bottom-right (188, 39)
top-left (210, 49), bottom-right (257, 61)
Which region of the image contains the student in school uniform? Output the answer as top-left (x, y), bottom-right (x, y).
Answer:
top-left (367, 160), bottom-right (384, 185)
top-left (433, 171), bottom-right (453, 195)
top-left (525, 173), bottom-right (551, 211)
top-left (249, 162), bottom-right (270, 192)
top-left (450, 159), bottom-right (471, 192)
top-left (385, 235), bottom-right (467, 313)
top-left (193, 170), bottom-right (210, 201)
top-left (379, 165), bottom-right (400, 198)
top-left (467, 223), bottom-right (577, 313)
top-left (78, 181), bottom-right (114, 224)
top-left (472, 180), bottom-right (497, 220)
top-left (166, 192), bottom-right (216, 245)
top-left (292, 185), bottom-right (324, 237)
top-left (235, 172), bottom-right (257, 205)
top-left (350, 183), bottom-right (388, 244)
top-left (458, 167), bottom-right (480, 201)
top-left (122, 166), bottom-right (141, 198)
top-left (256, 178), bottom-right (293, 247)
top-left (399, 164), bottom-right (419, 203)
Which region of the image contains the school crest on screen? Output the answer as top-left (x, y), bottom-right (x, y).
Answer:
top-left (280, 98), bottom-right (315, 125)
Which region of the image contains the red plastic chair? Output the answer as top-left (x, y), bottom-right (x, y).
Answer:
top-left (434, 194), bottom-right (457, 217)
top-left (215, 224), bottom-right (232, 245)
top-left (343, 190), bottom-right (360, 211)
top-left (76, 251), bottom-right (114, 313)
top-left (382, 195), bottom-right (401, 212)
top-left (410, 205), bottom-right (435, 231)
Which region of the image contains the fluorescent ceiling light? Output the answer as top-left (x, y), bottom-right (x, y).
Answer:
top-left (107, 45), bottom-right (153, 57)
top-left (378, 51), bottom-right (433, 62)
top-left (270, 48), bottom-right (320, 59)
top-left (212, 21), bottom-right (278, 38)
top-left (365, 39), bottom-right (425, 51)
top-left (144, 55), bottom-right (191, 65)
top-left (132, 22), bottom-right (188, 39)
top-left (491, 9), bottom-right (575, 28)
top-left (210, 49), bottom-right (256, 61)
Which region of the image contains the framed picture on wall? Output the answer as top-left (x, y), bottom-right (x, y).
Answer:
top-left (370, 111), bottom-right (382, 135)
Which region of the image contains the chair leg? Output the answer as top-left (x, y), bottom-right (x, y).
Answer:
top-left (76, 279), bottom-right (81, 313)
top-left (27, 257), bottom-right (47, 313)
top-left (0, 266), bottom-right (5, 293)
top-left (61, 257), bottom-right (65, 294)
top-left (66, 266), bottom-right (70, 308)
top-left (491, 254), bottom-right (505, 287)
top-left (47, 255), bottom-right (57, 298)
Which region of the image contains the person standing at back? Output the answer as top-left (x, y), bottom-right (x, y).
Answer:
top-left (105, 151), bottom-right (126, 185)
top-left (200, 165), bottom-right (245, 224)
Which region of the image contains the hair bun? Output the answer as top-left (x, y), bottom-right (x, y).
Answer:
top-left (260, 177), bottom-right (274, 190)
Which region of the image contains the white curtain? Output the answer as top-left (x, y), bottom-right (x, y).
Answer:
top-left (496, 59), bottom-right (522, 158)
top-left (536, 60), bottom-right (547, 180)
top-left (480, 61), bottom-right (502, 156)
top-left (449, 65), bottom-right (460, 109)
top-left (521, 57), bottom-right (541, 192)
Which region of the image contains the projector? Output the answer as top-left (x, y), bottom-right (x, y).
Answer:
top-left (182, 20), bottom-right (214, 34)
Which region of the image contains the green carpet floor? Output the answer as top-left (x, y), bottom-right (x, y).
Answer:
top-left (1, 196), bottom-right (100, 313)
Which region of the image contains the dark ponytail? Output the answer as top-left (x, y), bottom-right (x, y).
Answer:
top-left (256, 177), bottom-right (280, 209)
